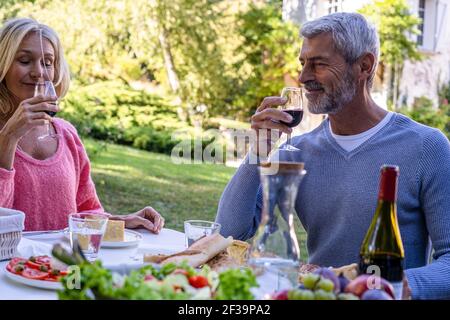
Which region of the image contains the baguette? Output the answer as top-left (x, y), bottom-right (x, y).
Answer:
top-left (143, 233), bottom-right (233, 268)
top-left (162, 233), bottom-right (233, 267)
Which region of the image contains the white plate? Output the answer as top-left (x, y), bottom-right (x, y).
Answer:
top-left (101, 229), bottom-right (143, 248)
top-left (124, 245), bottom-right (185, 264)
top-left (137, 245), bottom-right (184, 256)
top-left (63, 228), bottom-right (143, 248)
top-left (4, 269), bottom-right (62, 290)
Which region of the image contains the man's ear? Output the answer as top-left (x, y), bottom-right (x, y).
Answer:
top-left (357, 52), bottom-right (376, 83)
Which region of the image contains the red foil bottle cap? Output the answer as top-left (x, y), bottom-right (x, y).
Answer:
top-left (378, 165), bottom-right (399, 202)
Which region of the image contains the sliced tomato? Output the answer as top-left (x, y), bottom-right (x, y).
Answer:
top-left (35, 256), bottom-right (52, 266)
top-left (188, 275), bottom-right (209, 288)
top-left (26, 255), bottom-right (52, 269)
top-left (9, 257), bottom-right (26, 266)
top-left (21, 268), bottom-right (49, 280)
top-left (6, 263), bottom-right (15, 273)
top-left (7, 258), bottom-right (26, 274)
top-left (25, 260), bottom-right (42, 270)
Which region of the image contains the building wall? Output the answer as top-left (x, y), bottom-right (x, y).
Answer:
top-left (399, 0), bottom-right (450, 108)
top-left (312, 0), bottom-right (370, 18)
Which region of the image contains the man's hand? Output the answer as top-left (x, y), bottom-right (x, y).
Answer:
top-left (250, 96), bottom-right (292, 157)
top-left (113, 206), bottom-right (165, 234)
top-left (402, 275), bottom-right (412, 300)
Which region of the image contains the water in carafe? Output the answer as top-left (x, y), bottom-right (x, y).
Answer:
top-left (248, 161), bottom-right (306, 298)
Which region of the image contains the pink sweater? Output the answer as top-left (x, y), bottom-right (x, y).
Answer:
top-left (0, 118), bottom-right (103, 231)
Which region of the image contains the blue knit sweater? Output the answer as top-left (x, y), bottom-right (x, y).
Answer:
top-left (216, 113), bottom-right (450, 300)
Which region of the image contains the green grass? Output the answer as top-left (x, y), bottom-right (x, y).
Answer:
top-left (84, 138), bottom-right (235, 232)
top-left (84, 138), bottom-right (308, 261)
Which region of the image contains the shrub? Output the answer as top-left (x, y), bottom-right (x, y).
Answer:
top-left (59, 81), bottom-right (231, 159)
top-left (398, 96), bottom-right (450, 140)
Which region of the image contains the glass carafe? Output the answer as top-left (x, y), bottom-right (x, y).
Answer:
top-left (248, 161), bottom-right (306, 297)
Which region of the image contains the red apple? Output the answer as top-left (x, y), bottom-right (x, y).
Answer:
top-left (345, 275), bottom-right (395, 299)
top-left (272, 289), bottom-right (289, 300)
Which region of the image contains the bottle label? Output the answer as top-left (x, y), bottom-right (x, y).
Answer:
top-left (391, 281), bottom-right (403, 300)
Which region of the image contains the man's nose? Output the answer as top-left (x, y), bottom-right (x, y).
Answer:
top-left (298, 65), bottom-right (314, 85)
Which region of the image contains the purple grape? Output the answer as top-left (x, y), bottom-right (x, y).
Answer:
top-left (338, 275), bottom-right (350, 293)
top-left (361, 289), bottom-right (393, 300)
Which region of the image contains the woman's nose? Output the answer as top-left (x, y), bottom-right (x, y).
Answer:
top-left (29, 62), bottom-right (43, 80)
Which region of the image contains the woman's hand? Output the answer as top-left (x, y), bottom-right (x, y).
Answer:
top-left (0, 94), bottom-right (58, 169)
top-left (113, 206), bottom-right (165, 234)
top-left (1, 94), bottom-right (58, 141)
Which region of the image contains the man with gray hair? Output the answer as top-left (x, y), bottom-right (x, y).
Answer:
top-left (216, 12), bottom-right (450, 299)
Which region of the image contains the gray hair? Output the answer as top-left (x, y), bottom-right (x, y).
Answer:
top-left (300, 12), bottom-right (379, 88)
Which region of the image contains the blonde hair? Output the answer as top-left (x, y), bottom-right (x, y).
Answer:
top-left (0, 17), bottom-right (70, 117)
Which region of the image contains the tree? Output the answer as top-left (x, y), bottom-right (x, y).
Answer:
top-left (0, 0), bottom-right (233, 121)
top-left (142, 0), bottom-right (234, 123)
top-left (359, 0), bottom-right (422, 109)
top-left (0, 0), bottom-right (149, 83)
top-left (0, 0), bottom-right (301, 122)
top-left (231, 1), bottom-right (301, 119)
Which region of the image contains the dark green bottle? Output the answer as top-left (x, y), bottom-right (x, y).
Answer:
top-left (359, 165), bottom-right (405, 299)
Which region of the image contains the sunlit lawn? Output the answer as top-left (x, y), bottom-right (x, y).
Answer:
top-left (83, 138), bottom-right (235, 231)
top-left (84, 138), bottom-right (308, 261)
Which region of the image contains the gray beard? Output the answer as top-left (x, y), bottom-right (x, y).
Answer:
top-left (307, 71), bottom-right (357, 115)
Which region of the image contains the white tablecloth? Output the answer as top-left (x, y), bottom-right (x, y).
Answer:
top-left (0, 228), bottom-right (185, 300)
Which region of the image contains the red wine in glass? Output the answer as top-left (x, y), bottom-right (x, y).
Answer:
top-left (280, 109), bottom-right (303, 128)
top-left (44, 81), bottom-right (57, 117)
top-left (35, 80), bottom-right (58, 140)
top-left (277, 87), bottom-right (303, 152)
top-left (34, 80), bottom-right (58, 117)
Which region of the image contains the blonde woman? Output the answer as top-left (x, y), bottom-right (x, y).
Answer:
top-left (0, 18), bottom-right (164, 232)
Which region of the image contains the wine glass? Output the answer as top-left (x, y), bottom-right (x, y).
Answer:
top-left (35, 79), bottom-right (58, 140)
top-left (277, 87), bottom-right (303, 152)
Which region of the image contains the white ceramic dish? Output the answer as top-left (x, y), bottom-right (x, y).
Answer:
top-left (101, 229), bottom-right (143, 248)
top-left (63, 228), bottom-right (143, 248)
top-left (4, 269), bottom-right (62, 290)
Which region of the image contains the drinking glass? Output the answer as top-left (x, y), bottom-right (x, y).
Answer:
top-left (184, 220), bottom-right (221, 248)
top-left (35, 79), bottom-right (58, 140)
top-left (277, 87), bottom-right (303, 152)
top-left (68, 213), bottom-right (108, 261)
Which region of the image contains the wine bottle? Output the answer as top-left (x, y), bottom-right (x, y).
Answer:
top-left (359, 165), bottom-right (405, 300)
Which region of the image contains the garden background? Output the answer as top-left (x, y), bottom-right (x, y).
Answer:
top-left (2, 0), bottom-right (449, 261)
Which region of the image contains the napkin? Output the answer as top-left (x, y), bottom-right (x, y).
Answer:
top-left (0, 207), bottom-right (25, 234)
top-left (17, 237), bottom-right (52, 258)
